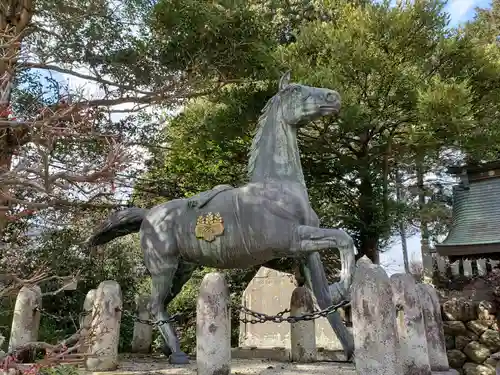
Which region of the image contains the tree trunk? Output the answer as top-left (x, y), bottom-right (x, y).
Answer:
top-left (395, 169), bottom-right (410, 273)
top-left (400, 221), bottom-right (409, 273)
top-left (359, 237), bottom-right (380, 264)
top-left (0, 0), bottom-right (33, 237)
top-left (358, 166), bottom-right (380, 264)
top-left (417, 162), bottom-right (432, 282)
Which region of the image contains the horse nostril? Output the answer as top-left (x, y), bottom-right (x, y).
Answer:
top-left (326, 93), bottom-right (335, 102)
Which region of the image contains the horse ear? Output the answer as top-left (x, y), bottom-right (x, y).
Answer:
top-left (279, 70), bottom-right (291, 90)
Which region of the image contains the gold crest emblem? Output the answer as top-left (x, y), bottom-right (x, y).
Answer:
top-left (195, 212), bottom-right (224, 242)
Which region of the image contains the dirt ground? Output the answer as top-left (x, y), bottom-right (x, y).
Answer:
top-left (80, 354), bottom-right (357, 375)
top-left (78, 354), bottom-right (462, 375)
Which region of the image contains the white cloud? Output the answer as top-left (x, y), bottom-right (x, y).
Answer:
top-left (445, 0), bottom-right (479, 25)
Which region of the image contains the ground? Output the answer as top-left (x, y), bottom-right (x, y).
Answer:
top-left (80, 355), bottom-right (356, 375)
top-left (79, 355), bottom-right (462, 375)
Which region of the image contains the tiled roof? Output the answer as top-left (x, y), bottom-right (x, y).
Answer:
top-left (438, 177), bottom-right (500, 248)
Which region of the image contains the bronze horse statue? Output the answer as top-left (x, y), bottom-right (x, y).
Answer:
top-left (86, 72), bottom-right (357, 364)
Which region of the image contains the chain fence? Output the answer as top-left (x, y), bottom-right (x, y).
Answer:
top-left (36, 299), bottom-right (351, 328)
top-left (237, 299), bottom-right (350, 324)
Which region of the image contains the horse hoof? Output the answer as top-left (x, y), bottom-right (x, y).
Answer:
top-left (162, 345), bottom-right (172, 357)
top-left (169, 352), bottom-right (190, 365)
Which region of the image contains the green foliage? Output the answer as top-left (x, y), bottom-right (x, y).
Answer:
top-left (39, 364), bottom-right (80, 375)
top-left (151, 0), bottom-right (276, 80)
top-left (137, 0), bottom-right (500, 262)
top-left (133, 83), bottom-right (276, 206)
top-left (32, 0), bottom-right (168, 91)
top-left (0, 219), bottom-right (146, 353)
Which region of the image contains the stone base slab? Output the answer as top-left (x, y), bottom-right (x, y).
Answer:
top-left (232, 347), bottom-right (348, 362)
top-left (232, 348), bottom-right (461, 375)
top-left (6, 354), bottom-right (460, 375)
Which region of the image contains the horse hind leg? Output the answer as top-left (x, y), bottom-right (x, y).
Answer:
top-left (149, 268), bottom-right (190, 364)
top-left (141, 221), bottom-right (189, 364)
top-left (158, 261), bottom-right (198, 358)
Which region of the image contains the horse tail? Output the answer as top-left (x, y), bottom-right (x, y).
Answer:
top-left (85, 207), bottom-right (148, 247)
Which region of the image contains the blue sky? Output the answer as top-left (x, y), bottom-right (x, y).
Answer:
top-left (445, 0), bottom-right (491, 27)
top-left (384, 0), bottom-right (491, 26)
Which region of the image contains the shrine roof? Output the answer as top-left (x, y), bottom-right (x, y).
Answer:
top-left (436, 175), bottom-right (500, 257)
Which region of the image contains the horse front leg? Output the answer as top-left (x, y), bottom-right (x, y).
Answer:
top-left (291, 225), bottom-right (356, 302)
top-left (290, 225), bottom-right (357, 360)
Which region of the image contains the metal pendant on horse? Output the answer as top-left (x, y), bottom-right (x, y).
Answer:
top-left (195, 212), bottom-right (225, 242)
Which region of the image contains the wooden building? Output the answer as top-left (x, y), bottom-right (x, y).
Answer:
top-left (435, 160), bottom-right (500, 262)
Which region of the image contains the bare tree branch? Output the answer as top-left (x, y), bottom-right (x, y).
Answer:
top-left (22, 62), bottom-right (155, 95)
top-left (0, 266), bottom-right (80, 298)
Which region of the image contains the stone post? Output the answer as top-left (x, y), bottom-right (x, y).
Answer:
top-left (8, 285), bottom-right (42, 356)
top-left (85, 281), bottom-right (122, 371)
top-left (290, 286), bottom-right (316, 363)
top-left (197, 272), bottom-right (231, 375)
top-left (351, 256), bottom-right (401, 375)
top-left (131, 294), bottom-right (152, 353)
top-left (79, 289), bottom-right (96, 354)
top-left (390, 273), bottom-right (431, 375)
top-left (417, 283), bottom-right (449, 371)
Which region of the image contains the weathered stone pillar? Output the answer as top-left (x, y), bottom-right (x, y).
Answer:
top-left (351, 256), bottom-right (401, 375)
top-left (390, 273), bottom-right (431, 375)
top-left (197, 272), bottom-right (231, 375)
top-left (8, 285), bottom-right (42, 354)
top-left (131, 294), bottom-right (152, 353)
top-left (417, 283), bottom-right (449, 371)
top-left (290, 286), bottom-right (316, 363)
top-left (79, 289), bottom-right (96, 354)
top-left (85, 281), bottom-right (122, 371)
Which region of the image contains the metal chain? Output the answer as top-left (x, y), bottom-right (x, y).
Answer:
top-left (35, 306), bottom-right (86, 321)
top-left (36, 305), bottom-right (180, 326)
top-left (237, 299), bottom-right (350, 324)
top-left (120, 309), bottom-right (181, 327)
top-left (37, 300), bottom-right (351, 327)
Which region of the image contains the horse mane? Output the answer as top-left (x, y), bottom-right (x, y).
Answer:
top-left (247, 95), bottom-right (279, 179)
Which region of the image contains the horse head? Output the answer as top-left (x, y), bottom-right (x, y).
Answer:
top-left (277, 70), bottom-right (341, 127)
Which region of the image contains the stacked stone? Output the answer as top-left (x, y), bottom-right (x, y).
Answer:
top-left (443, 297), bottom-right (500, 375)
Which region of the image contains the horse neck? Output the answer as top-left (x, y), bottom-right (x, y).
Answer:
top-left (248, 98), bottom-right (307, 189)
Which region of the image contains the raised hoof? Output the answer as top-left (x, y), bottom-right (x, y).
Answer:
top-left (169, 352), bottom-right (190, 365)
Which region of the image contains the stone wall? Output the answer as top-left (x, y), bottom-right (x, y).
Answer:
top-left (442, 297), bottom-right (500, 375)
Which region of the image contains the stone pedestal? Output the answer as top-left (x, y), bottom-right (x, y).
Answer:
top-left (290, 287), bottom-right (316, 363)
top-left (79, 289), bottom-right (96, 354)
top-left (351, 257), bottom-right (401, 375)
top-left (131, 295), bottom-right (152, 353)
top-left (8, 285), bottom-right (42, 357)
top-left (197, 273), bottom-right (231, 375)
top-left (418, 284), bottom-right (450, 372)
top-left (390, 273), bottom-right (431, 375)
top-left (85, 281), bottom-right (122, 371)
